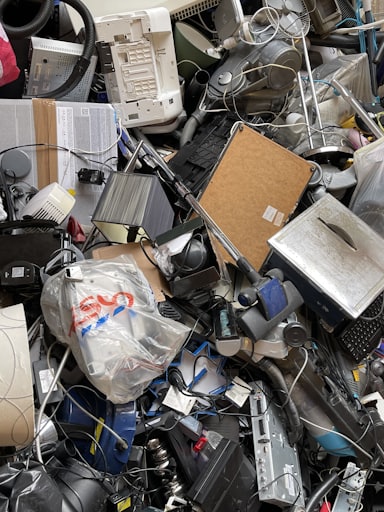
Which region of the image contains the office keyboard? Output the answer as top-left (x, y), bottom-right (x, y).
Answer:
top-left (337, 293), bottom-right (384, 362)
top-left (168, 113), bottom-right (238, 197)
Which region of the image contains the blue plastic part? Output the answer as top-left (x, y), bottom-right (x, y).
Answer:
top-left (257, 277), bottom-right (288, 320)
top-left (315, 431), bottom-right (356, 457)
top-left (58, 389), bottom-right (136, 474)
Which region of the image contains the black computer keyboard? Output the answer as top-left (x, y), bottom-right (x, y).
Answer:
top-left (168, 112), bottom-right (238, 197)
top-left (337, 293), bottom-right (384, 362)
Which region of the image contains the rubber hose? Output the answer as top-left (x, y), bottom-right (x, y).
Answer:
top-left (0, 0), bottom-right (54, 39)
top-left (309, 32), bottom-right (384, 50)
top-left (36, 0), bottom-right (95, 99)
top-left (180, 107), bottom-right (209, 147)
top-left (305, 472), bottom-right (340, 512)
top-left (257, 357), bottom-right (303, 444)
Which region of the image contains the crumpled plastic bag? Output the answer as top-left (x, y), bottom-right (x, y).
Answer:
top-left (0, 23), bottom-right (19, 87)
top-left (0, 463), bottom-right (62, 512)
top-left (349, 138), bottom-right (384, 237)
top-left (40, 255), bottom-right (190, 404)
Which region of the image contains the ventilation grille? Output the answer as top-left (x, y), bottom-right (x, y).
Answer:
top-left (33, 201), bottom-right (66, 224)
top-left (171, 0), bottom-right (219, 21)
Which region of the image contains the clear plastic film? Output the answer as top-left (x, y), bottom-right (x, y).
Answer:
top-left (349, 138), bottom-right (384, 237)
top-left (40, 255), bottom-right (190, 404)
top-left (287, 53), bottom-right (374, 153)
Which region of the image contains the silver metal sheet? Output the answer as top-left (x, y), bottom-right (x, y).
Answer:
top-left (268, 193), bottom-right (384, 319)
top-left (249, 381), bottom-right (305, 508)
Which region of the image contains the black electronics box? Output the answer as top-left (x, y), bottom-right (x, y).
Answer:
top-left (0, 220), bottom-right (69, 269)
top-left (155, 217), bottom-right (226, 299)
top-left (187, 438), bottom-right (259, 512)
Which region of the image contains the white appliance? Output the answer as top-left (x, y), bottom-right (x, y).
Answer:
top-left (21, 182), bottom-right (75, 225)
top-left (95, 7), bottom-right (183, 128)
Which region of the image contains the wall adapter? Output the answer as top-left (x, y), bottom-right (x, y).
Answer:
top-left (33, 357), bottom-right (64, 407)
top-left (78, 168), bottom-right (104, 185)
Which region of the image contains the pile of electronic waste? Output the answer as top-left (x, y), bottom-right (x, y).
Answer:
top-left (1, 0), bottom-right (384, 511)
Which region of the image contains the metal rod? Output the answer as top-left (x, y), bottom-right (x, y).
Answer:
top-left (123, 139), bottom-right (144, 173)
top-left (301, 34), bottom-right (327, 146)
top-left (134, 128), bottom-right (263, 286)
top-left (297, 70), bottom-right (314, 149)
top-left (331, 79), bottom-right (384, 139)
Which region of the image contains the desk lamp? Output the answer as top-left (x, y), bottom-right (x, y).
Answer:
top-left (92, 171), bottom-right (175, 243)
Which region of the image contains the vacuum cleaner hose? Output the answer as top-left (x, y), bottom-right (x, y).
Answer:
top-left (0, 0), bottom-right (54, 39)
top-left (257, 357), bottom-right (303, 444)
top-left (37, 0), bottom-right (95, 99)
top-left (0, 0), bottom-right (96, 99)
top-left (305, 472), bottom-right (340, 512)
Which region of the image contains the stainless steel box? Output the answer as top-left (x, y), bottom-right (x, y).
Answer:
top-left (267, 193), bottom-right (384, 325)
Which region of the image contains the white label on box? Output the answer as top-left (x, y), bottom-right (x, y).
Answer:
top-left (225, 376), bottom-right (252, 407)
top-left (262, 205), bottom-right (277, 223)
top-left (274, 211), bottom-right (285, 227)
top-left (39, 368), bottom-right (58, 394)
top-left (284, 464), bottom-right (296, 496)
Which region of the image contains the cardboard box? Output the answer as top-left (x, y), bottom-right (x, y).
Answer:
top-left (0, 98), bottom-right (117, 225)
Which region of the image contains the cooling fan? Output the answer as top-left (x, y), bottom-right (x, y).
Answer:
top-left (262, 0), bottom-right (310, 37)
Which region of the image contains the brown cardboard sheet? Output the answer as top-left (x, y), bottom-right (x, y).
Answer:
top-left (32, 98), bottom-right (58, 188)
top-left (198, 124), bottom-right (313, 271)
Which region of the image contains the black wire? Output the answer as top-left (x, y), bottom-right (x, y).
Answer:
top-left (138, 412), bottom-right (186, 448)
top-left (238, 338), bottom-right (256, 372)
top-left (246, 471), bottom-right (303, 512)
top-left (177, 385), bottom-right (217, 410)
top-left (0, 142), bottom-right (117, 176)
top-left (139, 236), bottom-right (159, 268)
top-left (190, 354), bottom-right (227, 392)
top-left (82, 240), bottom-right (113, 253)
top-left (63, 429), bottom-right (109, 477)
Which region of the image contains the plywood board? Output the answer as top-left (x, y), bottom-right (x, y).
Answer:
top-left (198, 124), bottom-right (313, 271)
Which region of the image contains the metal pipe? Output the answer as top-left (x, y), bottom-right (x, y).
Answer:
top-left (301, 35), bottom-right (326, 146)
top-left (297, 70), bottom-right (314, 149)
top-left (134, 128), bottom-right (263, 286)
top-left (331, 79), bottom-right (384, 139)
